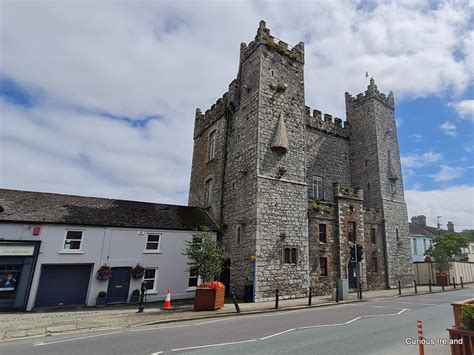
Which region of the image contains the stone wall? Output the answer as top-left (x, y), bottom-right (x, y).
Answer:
top-left (363, 209), bottom-right (386, 290)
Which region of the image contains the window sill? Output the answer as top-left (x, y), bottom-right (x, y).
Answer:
top-left (58, 250), bottom-right (84, 254)
top-left (145, 291), bottom-right (158, 295)
top-left (186, 287), bottom-right (197, 292)
top-left (143, 251), bottom-right (162, 254)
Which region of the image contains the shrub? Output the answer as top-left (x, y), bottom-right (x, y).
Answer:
top-left (460, 304), bottom-right (474, 330)
top-left (97, 291), bottom-right (106, 299)
top-left (131, 289), bottom-right (140, 296)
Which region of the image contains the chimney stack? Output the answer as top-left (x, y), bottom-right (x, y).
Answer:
top-left (447, 221), bottom-right (454, 232)
top-left (411, 215), bottom-right (427, 227)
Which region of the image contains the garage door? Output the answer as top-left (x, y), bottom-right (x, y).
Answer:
top-left (35, 264), bottom-right (92, 308)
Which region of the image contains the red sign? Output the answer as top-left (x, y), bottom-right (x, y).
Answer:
top-left (33, 227), bottom-right (41, 236)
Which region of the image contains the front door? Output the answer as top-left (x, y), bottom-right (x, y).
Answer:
top-left (348, 262), bottom-right (357, 289)
top-left (107, 267), bottom-right (131, 304)
top-left (219, 258), bottom-right (231, 297)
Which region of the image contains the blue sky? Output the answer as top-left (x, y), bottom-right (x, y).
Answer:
top-left (0, 0), bottom-right (473, 230)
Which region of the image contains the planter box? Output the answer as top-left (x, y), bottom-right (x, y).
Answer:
top-left (452, 299), bottom-right (474, 327)
top-left (436, 273), bottom-right (450, 286)
top-left (448, 298), bottom-right (474, 354)
top-left (194, 287), bottom-right (225, 311)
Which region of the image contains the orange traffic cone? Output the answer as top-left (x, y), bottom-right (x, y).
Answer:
top-left (163, 289), bottom-right (172, 310)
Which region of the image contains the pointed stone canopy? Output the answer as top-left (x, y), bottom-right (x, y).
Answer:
top-left (271, 112), bottom-right (289, 154)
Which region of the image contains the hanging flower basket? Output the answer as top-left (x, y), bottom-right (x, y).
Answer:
top-left (96, 264), bottom-right (113, 281)
top-left (131, 264), bottom-right (145, 279)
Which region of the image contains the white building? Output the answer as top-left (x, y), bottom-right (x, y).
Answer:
top-left (0, 189), bottom-right (217, 311)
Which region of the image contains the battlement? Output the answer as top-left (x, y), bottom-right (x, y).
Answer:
top-left (333, 183), bottom-right (363, 200)
top-left (194, 91), bottom-right (228, 139)
top-left (304, 106), bottom-right (349, 138)
top-left (345, 78), bottom-right (394, 108)
top-left (240, 20), bottom-right (304, 64)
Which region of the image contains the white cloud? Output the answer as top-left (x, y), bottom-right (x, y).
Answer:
top-left (432, 165), bottom-right (464, 183)
top-left (439, 121), bottom-right (457, 136)
top-left (410, 133), bottom-right (423, 143)
top-left (401, 151), bottom-right (442, 168)
top-left (449, 100), bottom-right (474, 121)
top-left (406, 185), bottom-right (474, 232)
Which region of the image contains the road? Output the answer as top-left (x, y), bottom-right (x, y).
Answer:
top-left (1, 288), bottom-right (471, 355)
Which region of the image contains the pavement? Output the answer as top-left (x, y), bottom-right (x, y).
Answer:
top-left (0, 284), bottom-right (469, 343)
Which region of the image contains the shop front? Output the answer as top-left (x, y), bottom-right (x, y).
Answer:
top-left (0, 241), bottom-right (40, 311)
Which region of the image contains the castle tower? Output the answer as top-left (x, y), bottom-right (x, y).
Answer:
top-left (188, 21), bottom-right (309, 300)
top-left (346, 79), bottom-right (413, 287)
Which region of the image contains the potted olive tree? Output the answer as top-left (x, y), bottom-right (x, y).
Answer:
top-left (183, 228), bottom-right (224, 311)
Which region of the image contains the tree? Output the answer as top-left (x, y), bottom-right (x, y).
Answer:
top-left (183, 228), bottom-right (223, 283)
top-left (425, 232), bottom-right (469, 272)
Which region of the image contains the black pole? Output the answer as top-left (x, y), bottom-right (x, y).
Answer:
top-left (275, 289), bottom-right (279, 309)
top-left (452, 277), bottom-right (456, 289)
top-left (460, 276), bottom-right (464, 288)
top-left (308, 287), bottom-right (312, 306)
top-left (414, 280), bottom-right (417, 294)
top-left (336, 283), bottom-right (339, 303)
top-left (398, 280), bottom-right (401, 295)
top-left (137, 281), bottom-right (146, 313)
top-left (358, 282), bottom-right (363, 299)
top-left (231, 291), bottom-right (240, 313)
top-left (428, 279), bottom-right (432, 293)
top-left (442, 284), bottom-right (445, 291)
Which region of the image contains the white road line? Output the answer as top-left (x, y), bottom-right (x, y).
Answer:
top-left (194, 318), bottom-right (232, 325)
top-left (362, 313), bottom-right (396, 318)
top-left (170, 339), bottom-right (257, 352)
top-left (260, 328), bottom-right (295, 340)
top-left (359, 304), bottom-right (410, 310)
top-left (130, 324), bottom-right (193, 332)
top-left (34, 331), bottom-right (122, 346)
top-left (151, 352), bottom-right (163, 355)
top-left (389, 301), bottom-right (448, 307)
top-left (397, 308), bottom-right (410, 315)
top-left (297, 323), bottom-right (344, 330)
top-left (345, 317), bottom-right (361, 324)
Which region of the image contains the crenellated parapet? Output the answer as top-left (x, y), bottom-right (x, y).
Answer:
top-left (240, 20), bottom-right (304, 64)
top-left (304, 106), bottom-right (349, 138)
top-left (194, 92), bottom-right (228, 139)
top-left (333, 183), bottom-right (363, 201)
top-left (345, 78), bottom-right (394, 109)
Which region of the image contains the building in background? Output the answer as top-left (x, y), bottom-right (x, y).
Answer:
top-left (188, 21), bottom-right (413, 301)
top-left (0, 189), bottom-right (217, 311)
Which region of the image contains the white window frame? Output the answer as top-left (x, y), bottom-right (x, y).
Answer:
top-left (143, 268), bottom-right (159, 294)
top-left (312, 176), bottom-right (324, 200)
top-left (60, 229), bottom-right (84, 253)
top-left (144, 233), bottom-right (161, 253)
top-left (204, 178), bottom-right (213, 207)
top-left (208, 130), bottom-right (216, 162)
top-left (412, 238), bottom-right (418, 255)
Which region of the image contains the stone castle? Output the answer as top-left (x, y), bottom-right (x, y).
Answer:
top-left (189, 21), bottom-right (413, 301)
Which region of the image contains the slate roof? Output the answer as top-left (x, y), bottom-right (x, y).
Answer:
top-left (409, 223), bottom-right (444, 238)
top-left (0, 189), bottom-right (218, 232)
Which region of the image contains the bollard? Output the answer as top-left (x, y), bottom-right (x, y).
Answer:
top-left (358, 282), bottom-right (363, 299)
top-left (398, 280), bottom-right (402, 295)
top-left (336, 283), bottom-right (339, 303)
top-left (275, 289), bottom-right (279, 309)
top-left (414, 280), bottom-right (417, 294)
top-left (442, 284), bottom-right (445, 291)
top-left (428, 279), bottom-right (432, 293)
top-left (460, 276), bottom-right (464, 288)
top-left (231, 291), bottom-right (240, 313)
top-left (308, 287), bottom-right (312, 306)
top-left (417, 320), bottom-right (425, 355)
top-left (452, 277), bottom-right (456, 289)
top-left (137, 280), bottom-right (146, 313)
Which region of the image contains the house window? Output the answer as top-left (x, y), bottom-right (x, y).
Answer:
top-left (348, 222), bottom-right (356, 242)
top-left (319, 257), bottom-right (328, 276)
top-left (284, 247), bottom-right (297, 264)
top-left (319, 224), bottom-right (327, 243)
top-left (423, 239), bottom-right (429, 252)
top-left (63, 230), bottom-right (83, 250)
top-left (371, 256), bottom-right (378, 272)
top-left (412, 238), bottom-right (418, 255)
top-left (188, 266), bottom-right (198, 287)
top-left (236, 225), bottom-right (242, 245)
top-left (144, 268), bottom-right (158, 293)
top-left (371, 228), bottom-right (376, 244)
top-left (208, 130), bottom-right (216, 161)
top-left (204, 178), bottom-right (213, 206)
top-left (311, 176), bottom-right (324, 200)
top-left (145, 234), bottom-right (161, 251)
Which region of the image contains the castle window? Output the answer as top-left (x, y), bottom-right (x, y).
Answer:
top-left (371, 228), bottom-right (376, 244)
top-left (319, 224), bottom-right (327, 243)
top-left (312, 176), bottom-right (324, 200)
top-left (236, 225), bottom-right (242, 245)
top-left (319, 257), bottom-right (328, 276)
top-left (284, 247), bottom-right (297, 264)
top-left (208, 130), bottom-right (216, 161)
top-left (396, 228), bottom-right (400, 242)
top-left (371, 256), bottom-right (378, 272)
top-left (204, 178), bottom-right (213, 207)
top-left (348, 221), bottom-right (356, 242)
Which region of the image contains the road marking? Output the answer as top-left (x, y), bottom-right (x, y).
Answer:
top-left (130, 324), bottom-right (193, 332)
top-left (170, 339), bottom-right (257, 352)
top-left (345, 317), bottom-right (361, 324)
top-left (391, 301), bottom-right (448, 307)
top-left (260, 328), bottom-right (295, 340)
top-left (363, 313), bottom-right (396, 318)
top-left (297, 323), bottom-right (344, 330)
top-left (194, 318), bottom-right (233, 325)
top-left (34, 331), bottom-right (122, 346)
top-left (397, 308), bottom-right (410, 315)
top-left (151, 352), bottom-right (163, 355)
